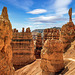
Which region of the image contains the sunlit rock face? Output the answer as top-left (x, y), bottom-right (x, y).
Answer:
top-left (35, 33), bottom-right (42, 58)
top-left (61, 8), bottom-right (75, 52)
top-left (0, 7), bottom-right (14, 75)
top-left (40, 39), bottom-right (64, 74)
top-left (11, 27), bottom-right (35, 70)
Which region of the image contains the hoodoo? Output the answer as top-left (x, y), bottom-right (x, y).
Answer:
top-left (61, 8), bottom-right (75, 52)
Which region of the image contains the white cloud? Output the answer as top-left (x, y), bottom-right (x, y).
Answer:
top-left (53, 0), bottom-right (72, 15)
top-left (27, 9), bottom-right (47, 14)
top-left (55, 8), bottom-right (68, 15)
top-left (33, 22), bottom-right (42, 25)
top-left (54, 0), bottom-right (72, 8)
top-left (29, 15), bottom-right (67, 23)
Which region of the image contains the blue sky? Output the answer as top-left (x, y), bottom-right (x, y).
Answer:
top-left (0, 0), bottom-right (75, 31)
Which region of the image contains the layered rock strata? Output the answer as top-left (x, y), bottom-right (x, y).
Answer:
top-left (0, 7), bottom-right (14, 75)
top-left (11, 27), bottom-right (35, 70)
top-left (43, 28), bottom-right (60, 42)
top-left (40, 39), bottom-right (64, 74)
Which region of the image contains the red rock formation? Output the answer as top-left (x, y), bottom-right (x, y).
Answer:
top-left (40, 39), bottom-right (64, 74)
top-left (0, 7), bottom-right (14, 75)
top-left (43, 28), bottom-right (60, 42)
top-left (22, 28), bottom-right (24, 32)
top-left (14, 40), bottom-right (75, 75)
top-left (61, 8), bottom-right (75, 52)
top-left (11, 27), bottom-right (35, 70)
top-left (35, 33), bottom-right (42, 58)
top-left (26, 27), bottom-right (31, 32)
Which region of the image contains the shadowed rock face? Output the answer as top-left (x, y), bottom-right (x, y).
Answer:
top-left (40, 39), bottom-right (64, 74)
top-left (0, 7), bottom-right (14, 75)
top-left (35, 33), bottom-right (42, 58)
top-left (11, 27), bottom-right (35, 70)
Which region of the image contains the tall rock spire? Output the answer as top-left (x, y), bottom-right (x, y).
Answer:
top-left (68, 8), bottom-right (72, 22)
top-left (1, 7), bottom-right (9, 20)
top-left (0, 7), bottom-right (14, 75)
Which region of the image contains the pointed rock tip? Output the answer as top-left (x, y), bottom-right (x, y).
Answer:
top-left (1, 6), bottom-right (9, 20)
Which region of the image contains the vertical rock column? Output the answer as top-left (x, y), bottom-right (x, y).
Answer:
top-left (40, 39), bottom-right (64, 75)
top-left (0, 7), bottom-right (14, 75)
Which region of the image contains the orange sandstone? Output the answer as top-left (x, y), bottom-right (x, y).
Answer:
top-left (40, 39), bottom-right (64, 74)
top-left (11, 27), bottom-right (35, 70)
top-left (43, 28), bottom-right (60, 42)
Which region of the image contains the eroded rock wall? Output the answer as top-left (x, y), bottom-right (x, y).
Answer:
top-left (11, 27), bottom-right (35, 70)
